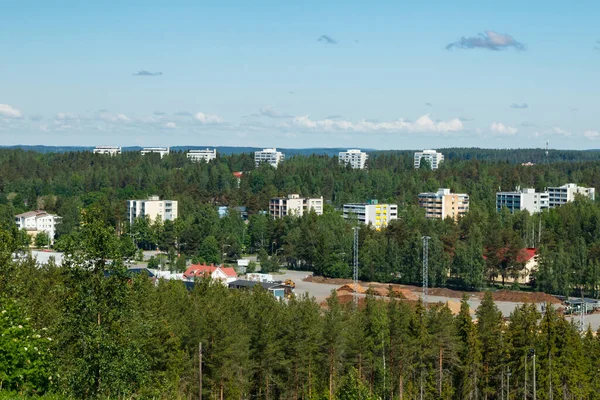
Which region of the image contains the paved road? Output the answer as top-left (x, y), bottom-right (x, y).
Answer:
top-left (277, 270), bottom-right (339, 303)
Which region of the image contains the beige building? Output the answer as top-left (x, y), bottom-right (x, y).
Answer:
top-left (127, 195), bottom-right (178, 224)
top-left (269, 194), bottom-right (323, 218)
top-left (15, 210), bottom-right (60, 245)
top-left (418, 188), bottom-right (469, 220)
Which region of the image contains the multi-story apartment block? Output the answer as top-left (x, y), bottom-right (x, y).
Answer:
top-left (15, 210), bottom-right (60, 245)
top-left (547, 183), bottom-right (595, 208)
top-left (339, 149), bottom-right (369, 169)
top-left (496, 188), bottom-right (549, 214)
top-left (414, 149), bottom-right (444, 170)
top-left (93, 146), bottom-right (121, 155)
top-left (127, 196), bottom-right (178, 224)
top-left (342, 200), bottom-right (398, 230)
top-left (187, 148), bottom-right (217, 163)
top-left (269, 194), bottom-right (323, 218)
top-left (418, 188), bottom-right (469, 220)
top-left (255, 148), bottom-right (285, 168)
top-left (141, 147), bottom-right (170, 158)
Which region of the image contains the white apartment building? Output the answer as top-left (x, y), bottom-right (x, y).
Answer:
top-left (93, 146), bottom-right (121, 156)
top-left (342, 200), bottom-right (398, 230)
top-left (141, 147), bottom-right (170, 158)
top-left (187, 148), bottom-right (217, 163)
top-left (15, 210), bottom-right (60, 245)
top-left (269, 194), bottom-right (323, 218)
top-left (414, 150), bottom-right (444, 170)
top-left (255, 148), bottom-right (285, 168)
top-left (418, 188), bottom-right (470, 220)
top-left (547, 183), bottom-right (595, 208)
top-left (127, 195), bottom-right (178, 224)
top-left (339, 149), bottom-right (369, 169)
top-left (496, 188), bottom-right (549, 214)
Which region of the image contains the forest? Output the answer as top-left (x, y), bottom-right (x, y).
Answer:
top-left (2, 210), bottom-right (600, 399)
top-left (2, 148), bottom-right (600, 296)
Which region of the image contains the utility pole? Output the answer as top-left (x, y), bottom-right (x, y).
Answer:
top-left (422, 236), bottom-right (430, 307)
top-left (507, 370), bottom-right (511, 400)
top-left (199, 342), bottom-right (203, 400)
top-left (353, 227), bottom-right (360, 306)
top-left (532, 350), bottom-right (537, 400)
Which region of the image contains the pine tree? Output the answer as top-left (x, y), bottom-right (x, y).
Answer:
top-left (476, 291), bottom-right (504, 399)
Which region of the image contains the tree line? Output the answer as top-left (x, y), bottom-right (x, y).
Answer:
top-left (1, 211), bottom-right (600, 399)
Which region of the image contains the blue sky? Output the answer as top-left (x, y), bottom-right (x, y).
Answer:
top-left (1, 0), bottom-right (599, 149)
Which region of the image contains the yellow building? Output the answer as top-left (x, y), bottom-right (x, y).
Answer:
top-left (418, 188), bottom-right (469, 221)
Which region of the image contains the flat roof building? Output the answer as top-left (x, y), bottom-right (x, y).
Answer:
top-left (93, 146), bottom-right (121, 156)
top-left (548, 183), bottom-right (595, 208)
top-left (255, 148), bottom-right (285, 168)
top-left (496, 188), bottom-right (549, 214)
top-left (187, 148), bottom-right (217, 163)
top-left (343, 200), bottom-right (398, 230)
top-left (414, 149), bottom-right (444, 170)
top-left (127, 195), bottom-right (178, 224)
top-left (269, 194), bottom-right (323, 218)
top-left (418, 188), bottom-right (469, 220)
top-left (15, 210), bottom-right (60, 245)
top-left (141, 147), bottom-right (170, 158)
top-left (339, 149), bottom-right (369, 169)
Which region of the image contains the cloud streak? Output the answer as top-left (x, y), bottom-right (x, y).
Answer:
top-left (0, 104), bottom-right (23, 118)
top-left (194, 112), bottom-right (224, 124)
top-left (510, 103), bottom-right (528, 109)
top-left (490, 122), bottom-right (518, 135)
top-left (317, 35), bottom-right (337, 45)
top-left (447, 31), bottom-right (525, 51)
top-left (293, 114), bottom-right (464, 133)
top-left (260, 106), bottom-right (293, 119)
top-left (133, 70), bottom-right (163, 77)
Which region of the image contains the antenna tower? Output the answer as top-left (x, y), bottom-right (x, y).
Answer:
top-left (422, 236), bottom-right (430, 307)
top-left (353, 227), bottom-right (360, 306)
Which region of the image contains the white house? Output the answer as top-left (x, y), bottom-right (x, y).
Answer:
top-left (141, 147), bottom-right (170, 158)
top-left (414, 150), bottom-right (444, 170)
top-left (183, 264), bottom-right (238, 284)
top-left (339, 149), bottom-right (369, 169)
top-left (14, 210), bottom-right (60, 245)
top-left (255, 148), bottom-right (285, 168)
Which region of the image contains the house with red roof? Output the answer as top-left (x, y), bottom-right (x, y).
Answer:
top-left (183, 264), bottom-right (238, 284)
top-left (484, 248), bottom-right (538, 285)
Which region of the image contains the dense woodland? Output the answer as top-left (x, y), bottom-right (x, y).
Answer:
top-left (2, 148), bottom-right (600, 296)
top-left (2, 211), bottom-right (600, 399)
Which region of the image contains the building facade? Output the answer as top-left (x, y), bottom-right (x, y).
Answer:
top-left (93, 146), bottom-right (121, 155)
top-left (339, 149), bottom-right (369, 169)
top-left (342, 200), bottom-right (398, 230)
top-left (496, 188), bottom-right (549, 214)
top-left (187, 148), bottom-right (217, 163)
top-left (141, 147), bottom-right (170, 158)
top-left (15, 210), bottom-right (60, 244)
top-left (255, 148), bottom-right (285, 168)
top-left (269, 194), bottom-right (323, 218)
top-left (418, 188), bottom-right (469, 220)
top-left (547, 183), bottom-right (595, 208)
top-left (414, 150), bottom-right (444, 170)
top-left (127, 195), bottom-right (178, 224)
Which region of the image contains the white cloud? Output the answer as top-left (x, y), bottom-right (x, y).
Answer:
top-left (164, 122), bottom-right (177, 129)
top-left (0, 104), bottom-right (23, 118)
top-left (584, 130), bottom-right (600, 140)
top-left (194, 112), bottom-right (224, 124)
top-left (551, 127), bottom-right (571, 136)
top-left (260, 106), bottom-right (293, 119)
top-left (98, 111), bottom-right (130, 123)
top-left (490, 122), bottom-right (518, 135)
top-left (292, 114), bottom-right (464, 133)
top-left (56, 112), bottom-right (79, 121)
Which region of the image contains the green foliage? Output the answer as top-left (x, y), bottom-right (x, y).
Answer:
top-left (34, 232), bottom-right (49, 248)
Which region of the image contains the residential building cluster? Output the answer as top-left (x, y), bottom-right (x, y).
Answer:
top-left (496, 183), bottom-right (595, 214)
top-left (141, 147), bottom-right (170, 158)
top-left (418, 188), bottom-right (469, 220)
top-left (339, 149), bottom-right (368, 169)
top-left (414, 149), bottom-right (444, 170)
top-left (93, 146), bottom-right (121, 156)
top-left (14, 210), bottom-right (60, 245)
top-left (126, 195), bottom-right (178, 224)
top-left (255, 148), bottom-right (285, 168)
top-left (342, 200), bottom-right (398, 230)
top-left (269, 194), bottom-right (323, 219)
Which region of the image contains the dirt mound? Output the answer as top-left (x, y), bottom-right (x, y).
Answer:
top-left (429, 287), bottom-right (465, 299)
top-left (338, 283), bottom-right (367, 294)
top-left (304, 275), bottom-right (353, 285)
top-left (491, 290), bottom-right (562, 304)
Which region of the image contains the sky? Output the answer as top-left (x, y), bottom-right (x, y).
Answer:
top-left (1, 0), bottom-right (599, 149)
